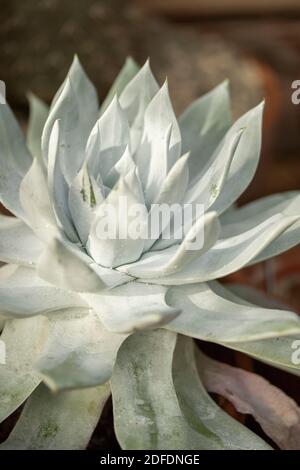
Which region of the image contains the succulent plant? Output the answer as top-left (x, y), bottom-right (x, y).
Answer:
top-left (1, 56), bottom-right (300, 450)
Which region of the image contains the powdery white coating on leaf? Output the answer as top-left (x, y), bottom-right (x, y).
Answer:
top-left (0, 383), bottom-right (110, 450)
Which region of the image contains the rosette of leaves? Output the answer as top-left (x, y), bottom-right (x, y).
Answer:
top-left (1, 57), bottom-right (300, 450)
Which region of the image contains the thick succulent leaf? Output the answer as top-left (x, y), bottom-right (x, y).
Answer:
top-left (143, 83), bottom-right (182, 204)
top-left (89, 97), bottom-right (130, 184)
top-left (211, 102), bottom-right (264, 215)
top-left (144, 213), bottom-right (299, 284)
top-left (47, 120), bottom-right (79, 242)
top-left (0, 316), bottom-right (47, 423)
top-left (0, 215), bottom-right (43, 265)
top-left (68, 164), bottom-right (103, 245)
top-left (0, 265), bottom-right (87, 318)
top-left (37, 237), bottom-right (108, 293)
top-left (82, 282), bottom-right (180, 334)
top-left (173, 336), bottom-right (271, 449)
top-left (87, 176), bottom-right (147, 268)
top-left (112, 329), bottom-right (269, 450)
top-left (101, 57), bottom-right (139, 114)
top-left (221, 192), bottom-right (300, 264)
top-left (221, 282), bottom-right (290, 310)
top-left (119, 212), bottom-right (220, 278)
top-left (179, 81), bottom-right (231, 183)
top-left (85, 118), bottom-right (102, 178)
top-left (0, 102), bottom-right (32, 219)
top-left (20, 158), bottom-right (58, 242)
top-left (42, 56), bottom-right (98, 184)
top-left (214, 282), bottom-right (300, 376)
top-left (105, 145), bottom-right (136, 188)
top-left (165, 283), bottom-right (300, 343)
top-left (112, 329), bottom-right (211, 450)
top-left (197, 349), bottom-right (300, 450)
top-left (144, 153), bottom-right (190, 252)
top-left (119, 60), bottom-right (159, 151)
top-left (42, 79), bottom-right (84, 184)
top-left (229, 337), bottom-right (300, 378)
top-left (89, 262), bottom-right (133, 289)
top-left (0, 383), bottom-right (110, 450)
top-left (27, 93), bottom-right (49, 162)
top-left (36, 310), bottom-right (127, 391)
top-left (184, 129), bottom-right (244, 211)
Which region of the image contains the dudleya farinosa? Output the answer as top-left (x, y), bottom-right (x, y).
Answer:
top-left (1, 57), bottom-right (300, 450)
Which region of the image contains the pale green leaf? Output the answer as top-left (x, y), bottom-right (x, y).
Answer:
top-left (166, 282), bottom-right (300, 342)
top-left (0, 316), bottom-right (46, 423)
top-left (37, 238), bottom-right (108, 293)
top-left (173, 336), bottom-right (271, 449)
top-left (0, 383), bottom-right (110, 450)
top-left (47, 120), bottom-right (79, 242)
top-left (221, 192), bottom-right (300, 264)
top-left (0, 103), bottom-right (32, 219)
top-left (0, 215), bottom-right (43, 266)
top-left (82, 282), bottom-right (179, 334)
top-left (0, 265), bottom-right (86, 318)
top-left (179, 81), bottom-right (231, 183)
top-left (87, 176), bottom-right (147, 268)
top-left (36, 310), bottom-right (127, 391)
top-left (142, 213), bottom-right (299, 284)
top-left (101, 57), bottom-right (139, 114)
top-left (119, 212), bottom-right (220, 278)
top-left (112, 329), bottom-right (207, 450)
top-left (27, 93), bottom-right (49, 162)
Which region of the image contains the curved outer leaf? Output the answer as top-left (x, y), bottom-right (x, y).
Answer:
top-left (141, 213), bottom-right (299, 284)
top-left (197, 349), bottom-right (300, 450)
top-left (100, 57), bottom-right (139, 114)
top-left (0, 215), bottom-right (44, 266)
top-left (0, 316), bottom-right (47, 423)
top-left (37, 238), bottom-right (109, 293)
top-left (221, 192), bottom-right (300, 264)
top-left (0, 102), bottom-right (32, 219)
top-left (112, 329), bottom-right (269, 450)
top-left (211, 102), bottom-right (264, 215)
top-left (173, 336), bottom-right (271, 449)
top-left (165, 283), bottom-right (300, 343)
top-left (27, 93), bottom-right (49, 162)
top-left (0, 383), bottom-right (110, 450)
top-left (119, 212), bottom-right (220, 278)
top-left (82, 282), bottom-right (180, 334)
top-left (112, 329), bottom-right (206, 450)
top-left (0, 265), bottom-right (87, 318)
top-left (19, 158), bottom-right (59, 243)
top-left (184, 129), bottom-right (244, 211)
top-left (36, 310), bottom-right (128, 391)
top-left (179, 81), bottom-right (232, 184)
top-left (213, 282), bottom-right (300, 376)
